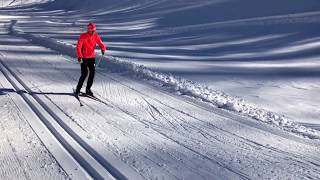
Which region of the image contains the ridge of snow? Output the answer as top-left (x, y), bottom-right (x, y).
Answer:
top-left (110, 59), bottom-right (320, 140)
top-left (9, 21), bottom-right (320, 140)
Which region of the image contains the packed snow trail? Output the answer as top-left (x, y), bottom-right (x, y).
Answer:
top-left (3, 0), bottom-right (319, 128)
top-left (0, 36), bottom-right (144, 180)
top-left (0, 55), bottom-right (121, 180)
top-left (0, 76), bottom-right (68, 180)
top-left (0, 31), bottom-right (320, 179)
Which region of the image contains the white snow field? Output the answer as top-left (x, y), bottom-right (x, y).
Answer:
top-left (0, 73), bottom-right (68, 180)
top-left (2, 0), bottom-right (319, 129)
top-left (0, 0), bottom-right (320, 179)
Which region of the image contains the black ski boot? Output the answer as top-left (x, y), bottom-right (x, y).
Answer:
top-left (86, 89), bottom-right (94, 96)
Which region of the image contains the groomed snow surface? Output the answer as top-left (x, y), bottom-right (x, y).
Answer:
top-left (0, 77), bottom-right (67, 180)
top-left (1, 0), bottom-right (320, 179)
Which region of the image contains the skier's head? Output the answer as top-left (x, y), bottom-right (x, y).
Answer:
top-left (87, 22), bottom-right (96, 34)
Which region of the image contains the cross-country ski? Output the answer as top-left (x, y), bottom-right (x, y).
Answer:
top-left (73, 88), bottom-right (83, 107)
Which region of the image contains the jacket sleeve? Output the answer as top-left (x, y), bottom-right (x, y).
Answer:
top-left (76, 34), bottom-right (84, 58)
top-left (96, 34), bottom-right (107, 51)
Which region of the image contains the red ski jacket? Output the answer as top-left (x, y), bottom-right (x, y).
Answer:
top-left (76, 32), bottom-right (106, 58)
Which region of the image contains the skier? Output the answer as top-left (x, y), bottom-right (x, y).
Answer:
top-left (75, 22), bottom-right (106, 96)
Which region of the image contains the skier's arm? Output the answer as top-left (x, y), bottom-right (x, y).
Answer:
top-left (96, 35), bottom-right (107, 54)
top-left (76, 35), bottom-right (84, 59)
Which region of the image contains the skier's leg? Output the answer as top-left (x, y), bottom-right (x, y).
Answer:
top-left (86, 59), bottom-right (95, 92)
top-left (76, 61), bottom-right (88, 93)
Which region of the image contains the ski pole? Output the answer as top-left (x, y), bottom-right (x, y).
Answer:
top-left (96, 54), bottom-right (104, 68)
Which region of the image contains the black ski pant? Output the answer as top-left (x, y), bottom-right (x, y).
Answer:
top-left (76, 58), bottom-right (95, 92)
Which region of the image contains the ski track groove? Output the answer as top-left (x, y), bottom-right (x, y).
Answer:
top-left (103, 73), bottom-right (320, 155)
top-left (94, 73), bottom-right (320, 179)
top-left (71, 94), bottom-right (214, 180)
top-left (13, 49), bottom-right (240, 179)
top-left (22, 55), bottom-right (320, 178)
top-left (28, 50), bottom-right (320, 179)
top-left (141, 97), bottom-right (186, 131)
top-left (0, 80), bottom-right (63, 180)
top-left (78, 105), bottom-right (188, 180)
top-left (86, 93), bottom-right (252, 180)
top-left (0, 57), bottom-right (122, 180)
top-left (38, 90), bottom-right (88, 133)
top-left (36, 86), bottom-right (184, 179)
top-left (2, 32), bottom-right (320, 179)
top-left (3, 94), bottom-right (70, 180)
top-left (0, 62), bottom-right (71, 180)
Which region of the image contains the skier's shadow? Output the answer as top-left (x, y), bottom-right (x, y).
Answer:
top-left (0, 88), bottom-right (74, 96)
top-left (0, 88), bottom-right (16, 95)
top-left (29, 92), bottom-right (75, 96)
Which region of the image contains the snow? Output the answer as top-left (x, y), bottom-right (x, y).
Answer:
top-left (1, 0), bottom-right (320, 179)
top-left (0, 73), bottom-right (67, 179)
top-left (0, 0), bottom-right (50, 7)
top-left (8, 19), bottom-right (320, 140)
top-left (3, 0), bottom-right (318, 128)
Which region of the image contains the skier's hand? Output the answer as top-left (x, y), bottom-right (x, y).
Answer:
top-left (78, 57), bottom-right (83, 63)
top-left (101, 50), bottom-right (105, 55)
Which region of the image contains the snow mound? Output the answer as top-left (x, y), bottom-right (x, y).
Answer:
top-left (9, 21), bottom-right (320, 140)
top-left (107, 58), bottom-right (320, 140)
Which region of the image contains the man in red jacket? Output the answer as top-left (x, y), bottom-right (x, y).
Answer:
top-left (75, 22), bottom-right (106, 96)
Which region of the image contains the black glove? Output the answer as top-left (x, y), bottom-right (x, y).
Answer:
top-left (101, 50), bottom-right (105, 55)
top-left (78, 57), bottom-right (83, 63)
